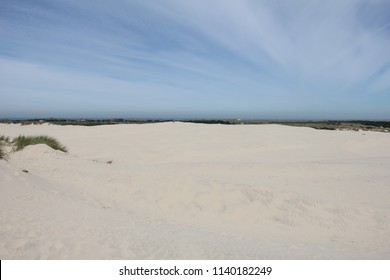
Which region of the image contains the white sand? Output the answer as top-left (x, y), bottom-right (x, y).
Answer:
top-left (0, 122), bottom-right (389, 259)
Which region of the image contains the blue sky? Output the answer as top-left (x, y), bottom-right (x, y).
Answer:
top-left (1, 0), bottom-right (390, 119)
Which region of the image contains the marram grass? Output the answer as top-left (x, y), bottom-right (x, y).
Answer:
top-left (13, 135), bottom-right (68, 153)
top-left (0, 141), bottom-right (5, 159)
top-left (0, 135), bottom-right (11, 142)
top-left (0, 135), bottom-right (11, 159)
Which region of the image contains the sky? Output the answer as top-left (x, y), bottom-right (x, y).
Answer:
top-left (1, 0), bottom-right (390, 120)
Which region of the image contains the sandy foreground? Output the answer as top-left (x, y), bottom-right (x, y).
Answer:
top-left (0, 122), bottom-right (389, 259)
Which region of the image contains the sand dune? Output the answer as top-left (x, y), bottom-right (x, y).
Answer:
top-left (1, 122), bottom-right (389, 259)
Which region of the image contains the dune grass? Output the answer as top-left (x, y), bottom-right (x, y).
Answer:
top-left (0, 141), bottom-right (5, 159)
top-left (0, 135), bottom-right (11, 159)
top-left (13, 135), bottom-right (68, 153)
top-left (0, 135), bottom-right (11, 143)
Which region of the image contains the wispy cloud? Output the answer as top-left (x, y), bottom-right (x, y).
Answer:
top-left (1, 0), bottom-right (389, 119)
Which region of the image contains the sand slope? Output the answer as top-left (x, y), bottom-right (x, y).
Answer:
top-left (1, 123), bottom-right (389, 259)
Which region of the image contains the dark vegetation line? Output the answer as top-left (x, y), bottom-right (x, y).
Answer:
top-left (1, 118), bottom-right (389, 132)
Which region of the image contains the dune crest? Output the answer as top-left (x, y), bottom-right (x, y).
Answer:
top-left (1, 123), bottom-right (389, 259)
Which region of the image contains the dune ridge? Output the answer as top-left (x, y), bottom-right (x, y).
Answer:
top-left (0, 123), bottom-right (389, 259)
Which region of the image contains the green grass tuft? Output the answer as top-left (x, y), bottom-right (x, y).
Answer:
top-left (0, 135), bottom-right (11, 143)
top-left (0, 141), bottom-right (5, 159)
top-left (13, 135), bottom-right (68, 153)
top-left (0, 135), bottom-right (11, 159)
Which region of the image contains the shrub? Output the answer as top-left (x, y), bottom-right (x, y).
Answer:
top-left (13, 135), bottom-right (68, 153)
